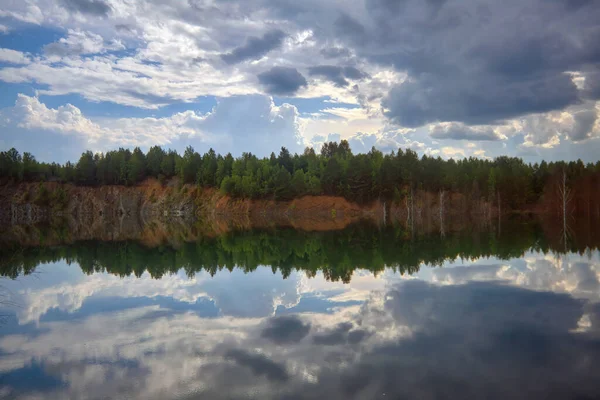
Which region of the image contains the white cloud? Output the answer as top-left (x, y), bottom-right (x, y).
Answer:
top-left (518, 102), bottom-right (600, 148)
top-left (440, 146), bottom-right (466, 159)
top-left (0, 3), bottom-right (44, 24)
top-left (0, 0), bottom-right (395, 114)
top-left (0, 94), bottom-right (304, 159)
top-left (43, 29), bottom-right (125, 57)
top-left (429, 122), bottom-right (508, 141)
top-left (0, 48), bottom-right (30, 65)
top-left (0, 0), bottom-right (599, 163)
top-left (0, 24), bottom-right (9, 34)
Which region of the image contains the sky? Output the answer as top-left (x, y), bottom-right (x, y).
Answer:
top-left (0, 0), bottom-right (599, 163)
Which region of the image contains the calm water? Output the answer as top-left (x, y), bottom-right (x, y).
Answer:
top-left (1, 220), bottom-right (600, 399)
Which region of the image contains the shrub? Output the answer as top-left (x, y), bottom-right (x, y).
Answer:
top-left (34, 184), bottom-right (51, 206)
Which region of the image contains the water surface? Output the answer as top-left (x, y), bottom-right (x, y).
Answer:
top-left (1, 219), bottom-right (599, 399)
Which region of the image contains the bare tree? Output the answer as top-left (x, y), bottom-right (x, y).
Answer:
top-left (557, 168), bottom-right (573, 248)
top-left (439, 189), bottom-right (445, 237)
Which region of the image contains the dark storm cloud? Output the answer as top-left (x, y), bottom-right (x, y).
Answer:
top-left (383, 72), bottom-right (580, 127)
top-left (62, 0), bottom-right (111, 16)
top-left (261, 316), bottom-right (311, 344)
top-left (312, 322), bottom-right (354, 345)
top-left (221, 30), bottom-right (286, 64)
top-left (584, 69), bottom-right (600, 100)
top-left (343, 67), bottom-right (369, 80)
top-left (334, 14), bottom-right (367, 45)
top-left (556, 0), bottom-right (595, 12)
top-left (569, 109), bottom-right (598, 141)
top-left (320, 47), bottom-right (351, 59)
top-left (315, 0), bottom-right (600, 127)
top-left (281, 281), bottom-right (600, 399)
top-left (257, 66), bottom-right (308, 95)
top-left (347, 329), bottom-right (372, 344)
top-left (308, 65), bottom-right (369, 87)
top-left (225, 349), bottom-right (289, 382)
top-left (309, 66), bottom-right (348, 87)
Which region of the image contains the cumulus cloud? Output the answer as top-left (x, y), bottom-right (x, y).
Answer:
top-left (43, 29), bottom-right (124, 57)
top-left (261, 316), bottom-right (311, 344)
top-left (61, 0), bottom-right (111, 16)
top-left (308, 65), bottom-right (369, 87)
top-left (570, 109), bottom-right (598, 141)
top-left (0, 0), bottom-right (599, 160)
top-left (519, 104), bottom-right (600, 148)
top-left (383, 73), bottom-right (580, 127)
top-left (2, 256), bottom-right (599, 399)
top-left (258, 66), bottom-right (308, 96)
top-left (584, 70), bottom-right (600, 100)
top-left (221, 30), bottom-right (286, 64)
top-left (320, 47), bottom-right (351, 59)
top-left (0, 94), bottom-right (305, 160)
top-left (429, 122), bottom-right (507, 141)
top-left (225, 349), bottom-right (290, 382)
top-left (0, 48), bottom-right (30, 65)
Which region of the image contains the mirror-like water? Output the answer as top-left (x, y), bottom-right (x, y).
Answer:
top-left (1, 219), bottom-right (599, 399)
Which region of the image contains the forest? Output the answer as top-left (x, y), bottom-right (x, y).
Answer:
top-left (2, 141), bottom-right (600, 213)
top-left (0, 220), bottom-right (579, 282)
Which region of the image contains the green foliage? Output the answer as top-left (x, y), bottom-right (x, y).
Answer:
top-left (291, 169), bottom-right (307, 197)
top-left (3, 141), bottom-right (600, 212)
top-left (51, 186), bottom-right (68, 210)
top-left (1, 220), bottom-right (570, 283)
top-left (34, 184), bottom-right (50, 206)
top-left (128, 147), bottom-right (146, 185)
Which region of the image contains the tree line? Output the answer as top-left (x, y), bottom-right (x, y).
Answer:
top-left (0, 221), bottom-right (556, 282)
top-left (2, 143), bottom-right (600, 212)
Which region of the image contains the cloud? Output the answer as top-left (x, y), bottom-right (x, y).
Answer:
top-left (383, 72), bottom-right (580, 127)
top-left (312, 322), bottom-right (354, 345)
top-left (2, 94), bottom-right (104, 139)
top-left (320, 47), bottom-right (351, 59)
top-left (221, 30), bottom-right (286, 64)
top-left (261, 316), bottom-right (311, 344)
top-left (225, 349), bottom-right (289, 382)
top-left (0, 48), bottom-right (30, 65)
top-left (440, 146), bottom-right (466, 158)
top-left (61, 0), bottom-right (111, 16)
top-left (0, 0), bottom-right (599, 161)
top-left (308, 65), bottom-right (369, 87)
top-left (43, 30), bottom-right (124, 57)
top-left (584, 70), bottom-right (600, 100)
top-left (429, 122), bottom-right (507, 141)
top-left (570, 109), bottom-right (598, 141)
top-left (258, 66), bottom-right (308, 96)
top-left (0, 94), bottom-right (305, 161)
top-left (1, 253), bottom-right (600, 399)
top-left (519, 105), bottom-right (600, 147)
top-left (190, 95), bottom-right (306, 155)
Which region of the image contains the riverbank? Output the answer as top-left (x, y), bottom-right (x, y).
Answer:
top-left (0, 179), bottom-right (494, 232)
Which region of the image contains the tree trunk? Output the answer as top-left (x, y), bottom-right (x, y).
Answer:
top-left (439, 190), bottom-right (445, 237)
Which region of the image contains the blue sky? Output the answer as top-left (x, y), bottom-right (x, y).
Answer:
top-left (0, 0), bottom-right (599, 163)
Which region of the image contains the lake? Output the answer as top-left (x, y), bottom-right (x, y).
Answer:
top-left (1, 218), bottom-right (599, 399)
